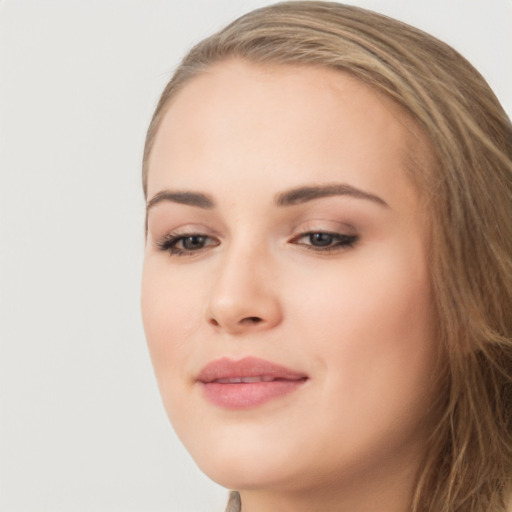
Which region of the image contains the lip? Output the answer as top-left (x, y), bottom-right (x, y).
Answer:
top-left (196, 356), bottom-right (308, 409)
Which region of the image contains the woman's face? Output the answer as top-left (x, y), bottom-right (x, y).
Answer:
top-left (141, 60), bottom-right (440, 496)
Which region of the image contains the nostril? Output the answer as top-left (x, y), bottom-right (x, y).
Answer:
top-left (207, 316), bottom-right (262, 328)
top-left (242, 316), bottom-right (263, 325)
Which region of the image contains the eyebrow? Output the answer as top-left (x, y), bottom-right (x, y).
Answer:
top-left (146, 190), bottom-right (215, 211)
top-left (274, 183), bottom-right (388, 208)
top-left (146, 182), bottom-right (388, 214)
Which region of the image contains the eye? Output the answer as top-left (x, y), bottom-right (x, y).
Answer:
top-left (155, 233), bottom-right (219, 256)
top-left (292, 231), bottom-right (358, 252)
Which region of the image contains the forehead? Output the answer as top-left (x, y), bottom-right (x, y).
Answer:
top-left (147, 59), bottom-right (430, 203)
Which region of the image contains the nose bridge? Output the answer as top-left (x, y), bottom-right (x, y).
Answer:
top-left (205, 235), bottom-right (281, 333)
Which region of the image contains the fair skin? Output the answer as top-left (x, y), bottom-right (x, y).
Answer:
top-left (141, 60), bottom-right (441, 512)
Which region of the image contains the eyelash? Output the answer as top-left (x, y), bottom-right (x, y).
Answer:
top-left (155, 233), bottom-right (220, 256)
top-left (292, 231), bottom-right (359, 252)
top-left (155, 230), bottom-right (358, 256)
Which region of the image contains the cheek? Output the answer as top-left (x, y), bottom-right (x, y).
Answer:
top-left (291, 243), bottom-right (436, 396)
top-left (140, 262), bottom-right (201, 386)
top-left (282, 247), bottom-right (438, 465)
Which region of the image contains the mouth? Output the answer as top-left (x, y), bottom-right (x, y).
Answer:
top-left (196, 356), bottom-right (308, 409)
top-left (214, 376), bottom-right (284, 383)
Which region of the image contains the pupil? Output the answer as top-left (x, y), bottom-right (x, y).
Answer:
top-left (310, 233), bottom-right (333, 246)
top-left (183, 235), bottom-right (206, 249)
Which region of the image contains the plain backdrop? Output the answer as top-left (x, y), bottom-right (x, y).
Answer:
top-left (0, 1), bottom-right (510, 511)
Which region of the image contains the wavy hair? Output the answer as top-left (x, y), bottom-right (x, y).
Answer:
top-left (142, 3), bottom-right (512, 510)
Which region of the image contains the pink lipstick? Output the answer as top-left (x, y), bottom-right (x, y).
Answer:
top-left (196, 356), bottom-right (308, 409)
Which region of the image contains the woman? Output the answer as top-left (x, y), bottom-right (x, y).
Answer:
top-left (140, 2), bottom-right (512, 511)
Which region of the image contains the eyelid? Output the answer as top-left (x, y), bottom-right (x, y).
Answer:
top-left (288, 221), bottom-right (359, 252)
top-left (291, 230), bottom-right (358, 248)
top-left (155, 232), bottom-right (220, 256)
top-left (150, 223), bottom-right (219, 242)
top-left (152, 224), bottom-right (221, 255)
top-left (292, 219), bottom-right (357, 235)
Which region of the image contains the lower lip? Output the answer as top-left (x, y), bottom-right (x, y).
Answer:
top-left (200, 379), bottom-right (306, 409)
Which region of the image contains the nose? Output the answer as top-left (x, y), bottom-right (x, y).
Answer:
top-left (205, 245), bottom-right (283, 335)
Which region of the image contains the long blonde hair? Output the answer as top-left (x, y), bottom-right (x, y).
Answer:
top-left (143, 2), bottom-right (512, 511)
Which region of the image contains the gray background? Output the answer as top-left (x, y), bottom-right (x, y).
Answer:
top-left (1, 0), bottom-right (511, 511)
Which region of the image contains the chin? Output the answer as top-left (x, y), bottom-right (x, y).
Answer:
top-left (178, 427), bottom-right (300, 491)
top-left (198, 456), bottom-right (297, 492)
top-left (186, 426), bottom-right (335, 496)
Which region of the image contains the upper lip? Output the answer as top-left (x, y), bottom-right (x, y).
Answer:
top-left (196, 356), bottom-right (308, 383)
